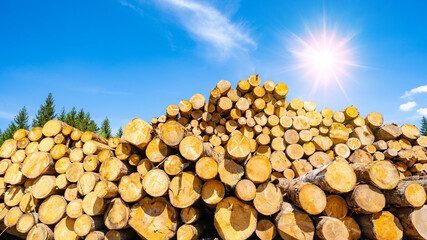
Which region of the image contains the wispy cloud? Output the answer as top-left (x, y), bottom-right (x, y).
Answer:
top-left (417, 108), bottom-right (427, 116)
top-left (0, 111), bottom-right (14, 120)
top-left (119, 0), bottom-right (144, 15)
top-left (122, 0), bottom-right (256, 57)
top-left (401, 85), bottom-right (427, 98)
top-left (399, 101), bottom-right (417, 111)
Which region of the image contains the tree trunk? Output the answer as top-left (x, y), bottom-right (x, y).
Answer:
top-left (275, 178), bottom-right (326, 215)
top-left (297, 158), bottom-right (356, 193)
top-left (351, 160), bottom-right (399, 190)
top-left (129, 197), bottom-right (178, 240)
top-left (390, 205), bottom-right (427, 240)
top-left (384, 180), bottom-right (426, 207)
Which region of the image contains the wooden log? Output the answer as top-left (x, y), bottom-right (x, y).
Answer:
top-left (353, 125), bottom-right (375, 146)
top-left (83, 191), bottom-right (106, 216)
top-left (214, 196), bottom-right (257, 240)
top-left (348, 149), bottom-right (372, 163)
top-left (84, 155), bottom-right (99, 172)
top-left (291, 159), bottom-right (313, 177)
top-left (54, 217), bottom-right (79, 240)
top-left (27, 223), bottom-right (54, 240)
top-left (53, 133), bottom-right (66, 144)
top-left (390, 205), bottom-right (427, 240)
top-left (162, 155), bottom-right (185, 176)
top-left (177, 223), bottom-right (204, 240)
top-left (384, 180), bottom-right (426, 207)
top-left (225, 134), bottom-right (251, 161)
top-left (42, 120), bottom-right (67, 137)
top-left (4, 206), bottom-right (23, 227)
top-left (83, 140), bottom-right (111, 156)
top-left (180, 206), bottom-right (200, 224)
top-left (329, 123), bottom-right (350, 144)
top-left (323, 195), bottom-right (348, 219)
top-left (401, 123), bottom-right (420, 140)
top-left (32, 175), bottom-right (57, 199)
top-left (347, 137), bottom-right (361, 150)
top-left (118, 172), bottom-right (144, 203)
top-left (194, 157), bottom-right (217, 180)
top-left (129, 197), bottom-right (178, 240)
top-left (17, 137), bottom-right (30, 149)
top-left (158, 120), bottom-right (185, 147)
top-left (21, 151), bottom-right (54, 179)
top-left (345, 184), bottom-right (385, 214)
top-left (179, 136), bottom-right (203, 161)
top-left (66, 199), bottom-right (83, 219)
top-left (81, 131), bottom-right (107, 144)
top-left (0, 139), bottom-right (17, 159)
top-left (122, 118), bottom-right (153, 150)
top-left (94, 180), bottom-right (118, 198)
top-left (234, 179), bottom-right (256, 202)
top-left (28, 127), bottom-right (43, 142)
top-left (142, 169), bottom-right (170, 197)
top-left (11, 149), bottom-right (26, 164)
top-left (104, 198), bottom-right (130, 230)
top-left (4, 186), bottom-right (24, 207)
top-left (376, 123), bottom-right (402, 141)
top-left (25, 141), bottom-right (39, 156)
top-left (145, 138), bottom-right (170, 163)
top-left (274, 82), bottom-right (288, 99)
top-left (218, 159), bottom-right (244, 188)
top-left (74, 214), bottom-right (104, 237)
top-left (0, 159), bottom-right (11, 176)
top-left (55, 173), bottom-right (69, 190)
top-left (64, 184), bottom-right (79, 201)
top-left (334, 143), bottom-right (351, 158)
top-left (77, 172), bottom-right (99, 196)
top-left (270, 151), bottom-right (291, 172)
top-left (169, 172), bottom-right (202, 208)
top-left (351, 160), bottom-right (399, 190)
top-left (99, 157), bottom-right (129, 182)
top-left (315, 216), bottom-right (349, 240)
top-left (16, 212), bottom-right (37, 233)
top-left (313, 135), bottom-right (333, 151)
top-left (365, 112), bottom-right (383, 130)
top-left (253, 182), bottom-right (283, 215)
top-left (50, 144), bottom-right (66, 160)
top-left (308, 151), bottom-right (332, 169)
top-left (245, 155), bottom-right (271, 184)
top-left (298, 158), bottom-right (356, 193)
top-left (19, 192), bottom-right (37, 213)
top-left (66, 162), bottom-right (84, 183)
top-left (286, 143), bottom-right (304, 160)
top-left (341, 216), bottom-right (361, 240)
top-left (201, 179), bottom-right (225, 205)
top-left (38, 195), bottom-right (67, 225)
top-left (276, 178), bottom-right (327, 215)
top-left (255, 219), bottom-right (276, 240)
top-left (274, 202), bottom-right (315, 240)
top-left (357, 211), bottom-right (403, 240)
top-left (4, 163), bottom-right (26, 185)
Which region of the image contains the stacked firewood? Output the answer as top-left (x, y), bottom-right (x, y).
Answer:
top-left (0, 74), bottom-right (426, 240)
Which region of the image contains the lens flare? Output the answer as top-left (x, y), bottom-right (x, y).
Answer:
top-left (289, 17), bottom-right (360, 96)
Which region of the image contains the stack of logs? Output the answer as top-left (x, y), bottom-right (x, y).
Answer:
top-left (0, 74), bottom-right (427, 240)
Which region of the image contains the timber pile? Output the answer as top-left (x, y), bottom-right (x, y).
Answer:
top-left (0, 74), bottom-right (427, 240)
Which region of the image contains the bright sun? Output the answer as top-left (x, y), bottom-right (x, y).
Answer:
top-left (289, 17), bottom-right (360, 96)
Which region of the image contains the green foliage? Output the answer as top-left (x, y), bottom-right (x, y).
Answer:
top-left (58, 107), bottom-right (67, 122)
top-left (65, 107), bottom-right (77, 126)
top-left (32, 93), bottom-right (56, 127)
top-left (99, 117), bottom-right (112, 139)
top-left (421, 116), bottom-right (427, 136)
top-left (116, 127), bottom-right (123, 138)
top-left (0, 107), bottom-right (29, 145)
top-left (15, 106), bottom-right (30, 130)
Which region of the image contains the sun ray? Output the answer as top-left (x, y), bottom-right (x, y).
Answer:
top-left (289, 17), bottom-right (360, 97)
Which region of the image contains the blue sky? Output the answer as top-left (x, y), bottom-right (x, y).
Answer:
top-left (0, 0), bottom-right (426, 133)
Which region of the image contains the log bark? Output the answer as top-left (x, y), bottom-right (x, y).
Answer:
top-left (390, 205), bottom-right (427, 240)
top-left (384, 180), bottom-right (426, 207)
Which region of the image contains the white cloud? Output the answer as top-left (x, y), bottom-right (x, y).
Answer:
top-left (417, 108), bottom-right (427, 116)
top-left (402, 85), bottom-right (427, 98)
top-left (399, 101), bottom-right (417, 111)
top-left (0, 111), bottom-right (14, 120)
top-left (123, 0), bottom-right (256, 56)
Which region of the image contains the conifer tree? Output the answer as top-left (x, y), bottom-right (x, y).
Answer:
top-left (15, 106), bottom-right (30, 130)
top-left (58, 107), bottom-right (67, 122)
top-left (99, 117), bottom-right (112, 139)
top-left (87, 119), bottom-right (98, 133)
top-left (65, 107), bottom-right (77, 127)
top-left (116, 127), bottom-right (123, 138)
top-left (0, 122), bottom-right (17, 145)
top-left (421, 116), bottom-right (427, 136)
top-left (32, 93), bottom-right (56, 127)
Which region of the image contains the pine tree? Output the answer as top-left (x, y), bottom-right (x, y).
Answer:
top-left (14, 106), bottom-right (30, 130)
top-left (65, 107), bottom-right (77, 127)
top-left (75, 109), bottom-right (87, 131)
top-left (99, 117), bottom-right (112, 139)
top-left (32, 93), bottom-right (56, 127)
top-left (0, 122), bottom-right (17, 145)
top-left (421, 116), bottom-right (427, 136)
top-left (116, 127), bottom-right (123, 138)
top-left (58, 107), bottom-right (67, 122)
top-left (87, 120), bottom-right (98, 133)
